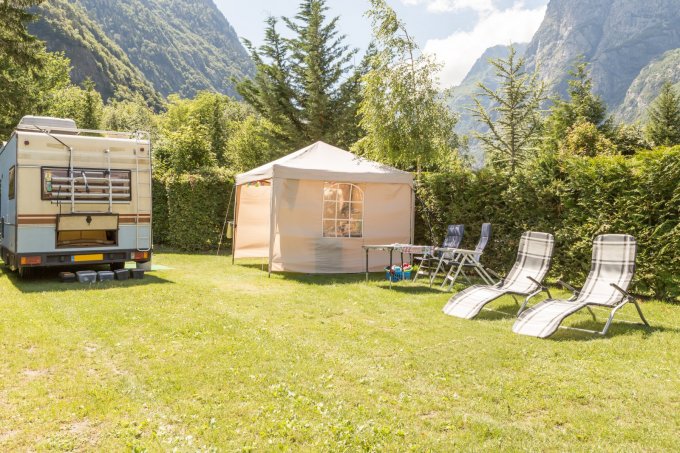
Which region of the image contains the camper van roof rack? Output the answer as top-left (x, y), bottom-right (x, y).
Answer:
top-left (17, 116), bottom-right (149, 141)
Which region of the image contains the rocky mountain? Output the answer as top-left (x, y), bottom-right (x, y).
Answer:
top-left (30, 0), bottom-right (253, 103)
top-left (616, 49), bottom-right (680, 122)
top-left (451, 0), bottom-right (680, 148)
top-left (524, 0), bottom-right (680, 120)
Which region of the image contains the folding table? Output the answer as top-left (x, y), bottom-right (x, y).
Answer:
top-left (362, 244), bottom-right (434, 287)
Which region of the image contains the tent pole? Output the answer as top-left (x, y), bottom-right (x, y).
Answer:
top-left (231, 185), bottom-right (240, 265)
top-left (217, 183), bottom-right (235, 257)
top-left (267, 178), bottom-right (276, 277)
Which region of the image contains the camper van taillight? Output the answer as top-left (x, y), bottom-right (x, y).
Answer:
top-left (132, 251), bottom-right (148, 260)
top-left (20, 256), bottom-right (42, 265)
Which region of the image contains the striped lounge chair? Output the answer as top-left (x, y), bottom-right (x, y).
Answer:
top-left (442, 231), bottom-right (555, 319)
top-left (513, 234), bottom-right (650, 338)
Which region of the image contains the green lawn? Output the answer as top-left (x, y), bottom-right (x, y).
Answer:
top-left (1, 251), bottom-right (679, 451)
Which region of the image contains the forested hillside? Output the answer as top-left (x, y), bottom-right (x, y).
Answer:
top-left (29, 0), bottom-right (164, 107)
top-left (30, 0), bottom-right (254, 100)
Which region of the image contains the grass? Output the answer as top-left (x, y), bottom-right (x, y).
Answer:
top-left (0, 251), bottom-right (679, 451)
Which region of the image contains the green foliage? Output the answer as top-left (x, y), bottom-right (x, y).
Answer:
top-left (354, 0), bottom-right (458, 171)
top-left (611, 123), bottom-right (651, 156)
top-left (560, 119), bottom-right (616, 157)
top-left (164, 168), bottom-right (234, 251)
top-left (472, 46), bottom-right (546, 173)
top-left (646, 81), bottom-right (680, 147)
top-left (543, 60), bottom-right (613, 153)
top-left (416, 148), bottom-right (680, 300)
top-left (44, 78), bottom-right (104, 130)
top-left (151, 172), bottom-right (170, 245)
top-left (226, 114), bottom-right (284, 173)
top-left (101, 96), bottom-right (159, 137)
top-left (0, 49), bottom-right (71, 138)
top-left (155, 92), bottom-right (276, 173)
top-left (0, 0), bottom-right (44, 66)
top-left (237, 0), bottom-right (362, 149)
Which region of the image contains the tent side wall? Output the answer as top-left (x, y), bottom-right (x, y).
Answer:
top-left (233, 183), bottom-right (271, 259)
top-left (271, 179), bottom-right (413, 273)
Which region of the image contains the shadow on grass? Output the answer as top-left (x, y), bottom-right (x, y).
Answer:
top-left (1, 265), bottom-right (173, 293)
top-left (546, 318), bottom-right (668, 342)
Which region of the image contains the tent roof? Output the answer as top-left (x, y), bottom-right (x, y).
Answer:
top-left (235, 141), bottom-right (413, 185)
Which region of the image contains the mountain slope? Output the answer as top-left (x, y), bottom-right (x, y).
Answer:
top-left (524, 0), bottom-right (680, 114)
top-left (616, 49), bottom-right (680, 122)
top-left (29, 0), bottom-right (164, 107)
top-left (76, 0), bottom-right (254, 98)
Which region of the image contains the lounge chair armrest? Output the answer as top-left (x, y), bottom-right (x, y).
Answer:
top-left (610, 283), bottom-right (631, 298)
top-left (526, 276), bottom-right (546, 289)
top-left (557, 279), bottom-right (579, 295)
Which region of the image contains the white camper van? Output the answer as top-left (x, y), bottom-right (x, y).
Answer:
top-left (0, 116), bottom-right (152, 276)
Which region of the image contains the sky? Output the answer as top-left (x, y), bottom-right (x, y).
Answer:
top-left (214, 0), bottom-right (548, 88)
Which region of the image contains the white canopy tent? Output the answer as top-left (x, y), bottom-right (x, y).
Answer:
top-left (233, 141), bottom-right (414, 273)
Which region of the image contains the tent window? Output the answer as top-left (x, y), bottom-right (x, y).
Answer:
top-left (322, 183), bottom-right (363, 238)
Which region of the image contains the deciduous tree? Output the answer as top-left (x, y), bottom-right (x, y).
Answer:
top-left (354, 0), bottom-right (458, 171)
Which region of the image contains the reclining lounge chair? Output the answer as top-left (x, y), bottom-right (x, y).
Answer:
top-left (513, 234), bottom-right (650, 338)
top-left (414, 224), bottom-right (464, 284)
top-left (442, 222), bottom-right (494, 289)
top-left (443, 231), bottom-right (554, 319)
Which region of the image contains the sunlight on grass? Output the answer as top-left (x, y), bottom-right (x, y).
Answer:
top-left (0, 252), bottom-right (678, 450)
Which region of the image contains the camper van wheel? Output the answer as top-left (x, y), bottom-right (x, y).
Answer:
top-left (110, 262), bottom-right (126, 271)
top-left (18, 266), bottom-right (33, 278)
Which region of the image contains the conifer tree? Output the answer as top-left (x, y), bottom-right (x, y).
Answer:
top-left (646, 81), bottom-right (680, 147)
top-left (81, 78), bottom-right (103, 129)
top-left (237, 1), bottom-right (361, 149)
top-left (0, 0), bottom-right (44, 66)
top-left (472, 46), bottom-right (546, 173)
top-left (543, 60), bottom-right (613, 152)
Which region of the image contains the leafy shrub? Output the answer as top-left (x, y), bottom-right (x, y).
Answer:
top-left (416, 147), bottom-right (680, 300)
top-left (164, 168), bottom-right (234, 251)
top-left (152, 172), bottom-right (169, 244)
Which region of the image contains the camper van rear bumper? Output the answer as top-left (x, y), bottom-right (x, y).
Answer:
top-left (2, 248), bottom-right (151, 269)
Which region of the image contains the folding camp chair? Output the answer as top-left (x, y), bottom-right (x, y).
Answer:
top-left (441, 223), bottom-right (494, 289)
top-left (513, 234), bottom-right (650, 338)
top-left (414, 224), bottom-right (464, 283)
top-left (442, 231), bottom-right (554, 319)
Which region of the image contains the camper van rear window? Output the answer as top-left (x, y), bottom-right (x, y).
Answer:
top-left (322, 182), bottom-right (363, 238)
top-left (41, 167), bottom-right (132, 202)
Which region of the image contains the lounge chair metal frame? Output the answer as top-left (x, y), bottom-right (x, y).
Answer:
top-left (442, 231), bottom-right (555, 320)
top-left (513, 234), bottom-right (651, 338)
top-left (441, 223), bottom-right (494, 289)
top-left (516, 279), bottom-right (650, 336)
top-left (414, 224), bottom-right (464, 285)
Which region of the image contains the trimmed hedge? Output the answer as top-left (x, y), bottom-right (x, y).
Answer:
top-left (154, 168), bottom-right (234, 252)
top-left (416, 148), bottom-right (680, 300)
top-left (152, 172), bottom-right (170, 245)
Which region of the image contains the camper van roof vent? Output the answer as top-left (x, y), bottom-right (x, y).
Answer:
top-left (17, 116), bottom-right (77, 132)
